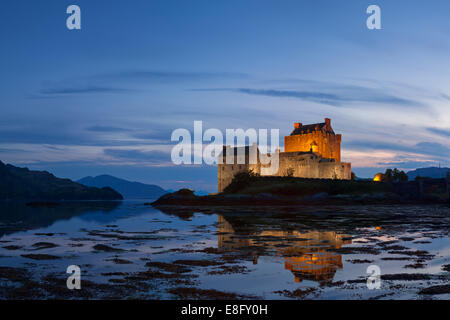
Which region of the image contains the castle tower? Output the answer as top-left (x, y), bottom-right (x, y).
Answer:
top-left (284, 118), bottom-right (342, 162)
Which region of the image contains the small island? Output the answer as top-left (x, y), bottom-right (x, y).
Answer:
top-left (152, 170), bottom-right (450, 207)
top-left (153, 119), bottom-right (450, 207)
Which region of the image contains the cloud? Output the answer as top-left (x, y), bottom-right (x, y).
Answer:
top-left (0, 125), bottom-right (140, 146)
top-left (194, 85), bottom-right (423, 107)
top-left (92, 70), bottom-right (250, 83)
top-left (427, 127), bottom-right (450, 138)
top-left (0, 116), bottom-right (179, 147)
top-left (376, 160), bottom-right (436, 169)
top-left (236, 89), bottom-right (343, 106)
top-left (103, 148), bottom-right (171, 165)
top-left (344, 140), bottom-right (450, 159)
top-left (0, 147), bottom-right (28, 153)
top-left (131, 128), bottom-right (176, 143)
top-left (414, 142), bottom-right (450, 157)
top-left (40, 85), bottom-right (131, 95)
top-left (440, 94), bottom-right (450, 101)
top-left (35, 70), bottom-right (249, 98)
top-left (87, 126), bottom-right (131, 133)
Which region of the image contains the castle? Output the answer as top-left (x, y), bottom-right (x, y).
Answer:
top-left (218, 118), bottom-right (352, 192)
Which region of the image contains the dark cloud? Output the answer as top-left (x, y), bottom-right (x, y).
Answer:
top-left (0, 148), bottom-right (28, 153)
top-left (235, 88), bottom-right (420, 107)
top-left (376, 160), bottom-right (436, 169)
top-left (40, 85), bottom-right (131, 95)
top-left (0, 127), bottom-right (86, 145)
top-left (37, 70), bottom-right (248, 97)
top-left (193, 82), bottom-right (424, 107)
top-left (0, 126), bottom-right (139, 146)
top-left (343, 140), bottom-right (412, 153)
top-left (92, 70), bottom-right (250, 83)
top-left (132, 128), bottom-right (176, 143)
top-left (414, 142), bottom-right (450, 157)
top-left (42, 145), bottom-right (66, 151)
top-left (427, 127), bottom-right (450, 138)
top-left (103, 149), bottom-right (171, 164)
top-left (441, 94), bottom-right (450, 101)
top-left (0, 117), bottom-right (177, 147)
top-left (237, 89), bottom-right (343, 106)
top-left (87, 126), bottom-right (131, 133)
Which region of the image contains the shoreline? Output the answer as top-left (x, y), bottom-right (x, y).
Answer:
top-left (150, 190), bottom-right (449, 208)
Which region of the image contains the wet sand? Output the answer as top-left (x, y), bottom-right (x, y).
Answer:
top-left (0, 202), bottom-right (448, 299)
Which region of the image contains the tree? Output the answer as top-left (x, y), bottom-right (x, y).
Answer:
top-left (284, 167), bottom-right (295, 177)
top-left (383, 169), bottom-right (393, 182)
top-left (223, 169), bottom-right (260, 193)
top-left (392, 168), bottom-right (408, 182)
top-left (381, 168), bottom-right (408, 182)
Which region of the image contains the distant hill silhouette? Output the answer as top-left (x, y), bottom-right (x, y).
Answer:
top-left (194, 190), bottom-right (211, 196)
top-left (0, 161), bottom-right (123, 201)
top-left (77, 175), bottom-right (167, 199)
top-left (407, 167), bottom-right (450, 180)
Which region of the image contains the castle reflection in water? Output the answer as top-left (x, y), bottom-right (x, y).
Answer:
top-left (217, 215), bottom-right (352, 283)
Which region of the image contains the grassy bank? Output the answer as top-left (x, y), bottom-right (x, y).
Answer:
top-left (152, 174), bottom-right (448, 207)
top-left (224, 176), bottom-right (392, 196)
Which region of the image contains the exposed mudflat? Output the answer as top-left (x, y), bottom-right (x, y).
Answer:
top-left (0, 202), bottom-right (448, 300)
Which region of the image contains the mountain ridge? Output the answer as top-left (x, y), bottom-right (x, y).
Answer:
top-left (0, 161), bottom-right (123, 201)
top-left (77, 174), bottom-right (167, 199)
top-left (406, 167), bottom-right (450, 180)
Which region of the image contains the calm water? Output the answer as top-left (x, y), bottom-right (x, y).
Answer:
top-left (0, 201), bottom-right (448, 299)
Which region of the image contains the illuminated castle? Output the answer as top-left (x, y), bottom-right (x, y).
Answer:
top-left (218, 118), bottom-right (352, 192)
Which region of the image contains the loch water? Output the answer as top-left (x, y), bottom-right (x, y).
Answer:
top-left (0, 201), bottom-right (448, 299)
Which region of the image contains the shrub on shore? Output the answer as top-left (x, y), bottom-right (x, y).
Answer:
top-left (223, 173), bottom-right (392, 196)
top-left (223, 170), bottom-right (260, 194)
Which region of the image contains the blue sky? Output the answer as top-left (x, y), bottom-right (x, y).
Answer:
top-left (1, 0), bottom-right (450, 191)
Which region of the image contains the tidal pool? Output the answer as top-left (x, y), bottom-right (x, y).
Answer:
top-left (0, 201), bottom-right (448, 299)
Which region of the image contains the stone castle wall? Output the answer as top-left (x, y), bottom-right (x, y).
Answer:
top-left (275, 152), bottom-right (351, 180)
top-left (217, 152), bottom-right (351, 192)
